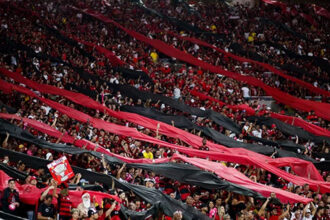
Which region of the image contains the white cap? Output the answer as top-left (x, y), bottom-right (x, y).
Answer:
top-left (82, 193), bottom-right (90, 198)
top-left (46, 152), bottom-right (52, 160)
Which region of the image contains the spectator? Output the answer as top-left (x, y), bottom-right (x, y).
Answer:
top-left (173, 210), bottom-right (183, 220)
top-left (143, 146), bottom-right (154, 159)
top-left (77, 193), bottom-right (95, 218)
top-left (58, 182), bottom-right (72, 220)
top-left (37, 194), bottom-right (56, 220)
top-left (87, 208), bottom-right (99, 220)
top-left (70, 208), bottom-right (79, 220)
top-left (1, 179), bottom-right (20, 215)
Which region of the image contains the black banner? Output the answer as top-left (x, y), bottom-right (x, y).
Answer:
top-left (248, 116), bottom-right (330, 145)
top-left (0, 120), bottom-right (264, 197)
top-left (0, 147), bottom-right (210, 220)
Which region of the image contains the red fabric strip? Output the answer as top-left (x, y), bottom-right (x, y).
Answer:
top-left (76, 7), bottom-right (330, 121)
top-left (1, 112), bottom-right (329, 195)
top-left (166, 31), bottom-right (329, 97)
top-left (0, 170), bottom-right (121, 206)
top-left (0, 68), bottom-right (326, 184)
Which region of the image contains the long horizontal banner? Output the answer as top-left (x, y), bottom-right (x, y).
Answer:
top-left (0, 69), bottom-right (324, 179)
top-left (0, 67), bottom-right (326, 178)
top-left (247, 116), bottom-right (330, 145)
top-left (120, 105), bottom-right (312, 154)
top-left (0, 148), bottom-right (209, 220)
top-left (0, 169), bottom-right (120, 206)
top-left (1, 116), bottom-right (329, 195)
top-left (75, 7), bottom-right (330, 121)
top-left (0, 119), bottom-right (262, 199)
top-left (0, 121), bottom-right (318, 203)
top-left (140, 3), bottom-right (330, 76)
top-left (163, 31), bottom-right (330, 97)
top-left (190, 87), bottom-right (330, 138)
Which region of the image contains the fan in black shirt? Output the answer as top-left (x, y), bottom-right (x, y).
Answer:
top-left (37, 195), bottom-right (56, 220)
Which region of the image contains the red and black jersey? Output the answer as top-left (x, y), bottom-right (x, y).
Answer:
top-left (58, 195), bottom-right (72, 217)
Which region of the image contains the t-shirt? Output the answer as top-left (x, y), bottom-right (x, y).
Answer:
top-left (173, 88), bottom-right (181, 99)
top-left (150, 52), bottom-right (158, 62)
top-left (252, 129), bottom-right (262, 138)
top-left (143, 151), bottom-right (153, 159)
top-left (38, 203), bottom-right (55, 218)
top-left (241, 87), bottom-right (250, 98)
top-left (302, 216), bottom-right (313, 220)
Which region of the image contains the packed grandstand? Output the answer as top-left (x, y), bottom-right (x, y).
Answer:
top-left (0, 0), bottom-right (329, 219)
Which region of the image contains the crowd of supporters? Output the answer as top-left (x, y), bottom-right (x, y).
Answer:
top-left (0, 0), bottom-right (329, 219)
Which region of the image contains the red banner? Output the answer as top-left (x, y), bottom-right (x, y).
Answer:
top-left (166, 31), bottom-right (329, 97)
top-left (172, 154), bottom-right (313, 204)
top-left (0, 171), bottom-right (120, 206)
top-left (0, 69), bottom-right (326, 184)
top-left (190, 89), bottom-right (256, 116)
top-left (70, 36), bottom-right (125, 67)
top-left (1, 112), bottom-right (329, 194)
top-left (271, 113), bottom-right (330, 138)
top-left (312, 4), bottom-right (330, 19)
top-left (75, 7), bottom-right (330, 121)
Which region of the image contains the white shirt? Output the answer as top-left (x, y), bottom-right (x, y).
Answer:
top-left (252, 129), bottom-right (262, 138)
top-left (241, 87), bottom-right (250, 98)
top-left (173, 87), bottom-right (181, 99)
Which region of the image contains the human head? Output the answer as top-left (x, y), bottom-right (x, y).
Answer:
top-left (46, 152), bottom-right (53, 160)
top-left (170, 193), bottom-right (176, 199)
top-left (44, 194), bottom-right (53, 206)
top-left (145, 178), bottom-right (155, 188)
top-left (185, 196), bottom-right (194, 205)
top-left (223, 214), bottom-right (231, 220)
top-left (82, 193), bottom-right (91, 208)
top-left (71, 208), bottom-right (79, 220)
top-left (8, 179), bottom-right (15, 190)
top-left (173, 210), bottom-right (182, 220)
top-left (118, 191), bottom-right (126, 200)
top-left (88, 209), bottom-right (99, 220)
top-left (30, 176), bottom-right (37, 186)
top-left (60, 182), bottom-right (69, 196)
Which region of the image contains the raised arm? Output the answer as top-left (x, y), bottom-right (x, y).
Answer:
top-left (116, 163), bottom-right (126, 179)
top-left (258, 197), bottom-right (270, 217)
top-left (279, 204), bottom-right (290, 220)
top-left (2, 132), bottom-right (9, 148)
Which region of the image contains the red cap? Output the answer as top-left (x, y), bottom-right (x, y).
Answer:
top-left (105, 203), bottom-right (111, 209)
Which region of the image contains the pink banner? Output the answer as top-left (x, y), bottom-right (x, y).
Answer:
top-left (172, 154), bottom-right (313, 204)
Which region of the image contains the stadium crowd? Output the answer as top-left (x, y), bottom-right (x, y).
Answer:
top-left (0, 0), bottom-right (329, 219)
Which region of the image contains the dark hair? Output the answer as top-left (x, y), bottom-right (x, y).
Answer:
top-left (8, 179), bottom-right (15, 184)
top-left (45, 194), bottom-right (53, 201)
